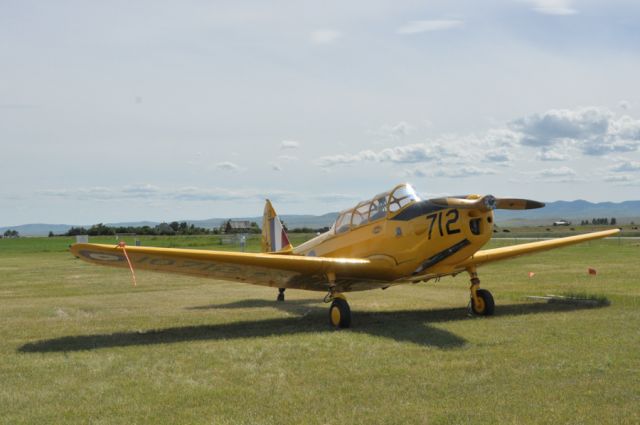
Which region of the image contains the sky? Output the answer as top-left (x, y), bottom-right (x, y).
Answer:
top-left (1, 0), bottom-right (639, 226)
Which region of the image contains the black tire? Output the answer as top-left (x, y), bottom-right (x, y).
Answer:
top-left (277, 288), bottom-right (285, 302)
top-left (329, 298), bottom-right (351, 328)
top-left (471, 289), bottom-right (495, 316)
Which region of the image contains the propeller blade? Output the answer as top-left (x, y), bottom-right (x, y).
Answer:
top-left (428, 195), bottom-right (496, 212)
top-left (494, 198), bottom-right (545, 210)
top-left (429, 195), bottom-right (544, 211)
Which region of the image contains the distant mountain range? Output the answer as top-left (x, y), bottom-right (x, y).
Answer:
top-left (2, 201), bottom-right (638, 236)
top-left (493, 200), bottom-right (640, 225)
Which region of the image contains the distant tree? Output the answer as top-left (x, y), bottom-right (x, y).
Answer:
top-left (611, 217), bottom-right (617, 226)
top-left (224, 220), bottom-right (233, 234)
top-left (3, 229), bottom-right (19, 238)
top-left (156, 222), bottom-right (175, 235)
top-left (48, 231), bottom-right (54, 237)
top-left (249, 222), bottom-right (261, 234)
top-left (88, 223), bottom-right (115, 236)
top-left (65, 226), bottom-right (88, 236)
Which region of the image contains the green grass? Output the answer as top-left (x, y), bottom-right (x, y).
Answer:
top-left (491, 224), bottom-right (639, 238)
top-left (1, 236), bottom-right (639, 424)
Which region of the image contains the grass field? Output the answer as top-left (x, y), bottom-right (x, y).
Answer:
top-left (1, 234), bottom-right (639, 424)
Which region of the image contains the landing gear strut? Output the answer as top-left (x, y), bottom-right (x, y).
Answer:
top-left (467, 267), bottom-right (495, 316)
top-left (325, 288), bottom-right (351, 329)
top-left (277, 288), bottom-right (285, 302)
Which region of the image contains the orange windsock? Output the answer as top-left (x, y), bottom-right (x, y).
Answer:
top-left (117, 241), bottom-right (137, 286)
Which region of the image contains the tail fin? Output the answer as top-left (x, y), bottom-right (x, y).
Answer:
top-left (262, 199), bottom-right (293, 253)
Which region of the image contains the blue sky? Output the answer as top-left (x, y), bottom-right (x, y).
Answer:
top-left (1, 0), bottom-right (639, 226)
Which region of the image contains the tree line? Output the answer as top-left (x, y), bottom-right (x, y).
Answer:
top-left (580, 218), bottom-right (617, 225)
top-left (65, 222), bottom-right (214, 236)
top-left (63, 220), bottom-right (264, 236)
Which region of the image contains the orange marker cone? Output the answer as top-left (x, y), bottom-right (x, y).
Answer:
top-left (528, 272), bottom-right (536, 278)
top-left (588, 267), bottom-right (598, 276)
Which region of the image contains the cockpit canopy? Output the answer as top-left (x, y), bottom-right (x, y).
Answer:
top-left (333, 183), bottom-right (421, 234)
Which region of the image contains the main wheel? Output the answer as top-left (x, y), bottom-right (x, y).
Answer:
top-left (277, 288), bottom-right (285, 302)
top-left (329, 298), bottom-right (351, 328)
top-left (470, 289), bottom-right (495, 316)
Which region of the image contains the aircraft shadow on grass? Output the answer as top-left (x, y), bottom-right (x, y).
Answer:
top-left (18, 300), bottom-right (607, 354)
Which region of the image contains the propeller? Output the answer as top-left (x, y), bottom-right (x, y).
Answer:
top-left (428, 195), bottom-right (544, 211)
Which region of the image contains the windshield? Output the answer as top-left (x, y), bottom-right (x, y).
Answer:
top-left (389, 184), bottom-right (420, 212)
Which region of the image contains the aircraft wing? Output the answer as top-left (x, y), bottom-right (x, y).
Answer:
top-left (70, 243), bottom-right (397, 292)
top-left (457, 229), bottom-right (620, 269)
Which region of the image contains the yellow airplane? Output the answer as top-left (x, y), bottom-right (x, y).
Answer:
top-left (71, 183), bottom-right (619, 328)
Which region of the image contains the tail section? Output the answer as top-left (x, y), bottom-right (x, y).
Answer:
top-left (262, 200), bottom-right (293, 253)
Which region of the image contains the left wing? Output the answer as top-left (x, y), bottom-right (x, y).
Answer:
top-left (70, 243), bottom-right (397, 292)
top-left (457, 229), bottom-right (619, 269)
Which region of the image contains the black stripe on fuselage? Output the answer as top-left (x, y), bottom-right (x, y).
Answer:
top-left (390, 200), bottom-right (446, 221)
top-left (413, 238), bottom-right (471, 275)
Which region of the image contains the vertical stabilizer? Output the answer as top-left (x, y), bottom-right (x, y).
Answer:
top-left (262, 200), bottom-right (293, 253)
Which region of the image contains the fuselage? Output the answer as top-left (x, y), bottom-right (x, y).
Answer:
top-left (293, 185), bottom-right (494, 282)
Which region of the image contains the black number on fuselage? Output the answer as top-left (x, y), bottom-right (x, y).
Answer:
top-left (426, 209), bottom-right (460, 239)
top-left (445, 209), bottom-right (461, 235)
top-left (426, 213), bottom-right (438, 239)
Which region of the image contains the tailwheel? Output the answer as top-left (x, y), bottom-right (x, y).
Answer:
top-left (277, 288), bottom-right (285, 302)
top-left (470, 289), bottom-right (495, 316)
top-left (329, 298), bottom-right (351, 329)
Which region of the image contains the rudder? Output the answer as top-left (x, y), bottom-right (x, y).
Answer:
top-left (262, 199), bottom-right (293, 253)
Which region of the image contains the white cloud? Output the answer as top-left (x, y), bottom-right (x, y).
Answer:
top-left (213, 161), bottom-right (242, 172)
top-left (513, 166), bottom-right (581, 183)
top-left (397, 19), bottom-right (463, 34)
top-left (40, 187), bottom-right (122, 201)
top-left (609, 160), bottom-right (640, 173)
top-left (375, 121), bottom-right (413, 139)
top-left (406, 166), bottom-right (497, 178)
top-left (310, 29), bottom-right (342, 44)
top-left (313, 193), bottom-right (359, 203)
top-left (38, 185), bottom-right (363, 204)
top-left (482, 129), bottom-right (522, 147)
top-left (535, 166), bottom-right (576, 177)
top-left (536, 149), bottom-right (569, 161)
top-left (527, 167), bottom-right (580, 182)
top-left (484, 148), bottom-right (512, 162)
top-left (280, 140), bottom-right (300, 150)
top-left (316, 130), bottom-right (514, 169)
top-left (618, 100), bottom-right (631, 110)
top-left (510, 107), bottom-right (640, 156)
top-left (524, 0), bottom-right (577, 15)
top-left (278, 155), bottom-right (298, 161)
top-left (122, 184), bottom-right (161, 195)
top-left (604, 174), bottom-right (635, 183)
top-left (316, 144), bottom-right (434, 167)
